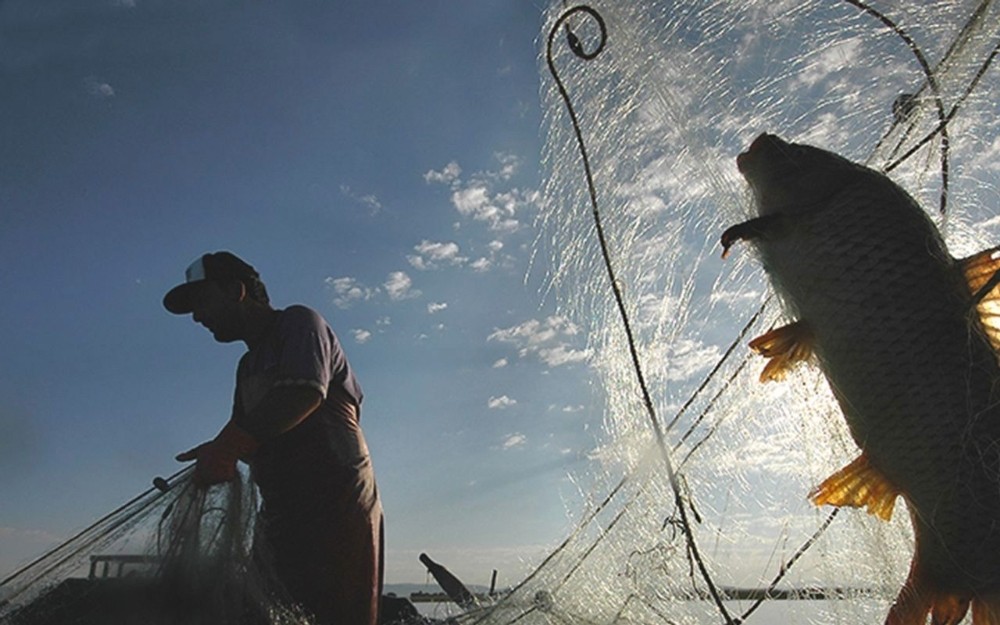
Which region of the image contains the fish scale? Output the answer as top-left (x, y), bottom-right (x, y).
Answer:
top-left (724, 133), bottom-right (1000, 624)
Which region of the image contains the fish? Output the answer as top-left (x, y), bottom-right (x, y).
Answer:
top-left (721, 133), bottom-right (1000, 625)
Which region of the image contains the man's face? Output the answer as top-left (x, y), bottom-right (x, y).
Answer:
top-left (189, 281), bottom-right (244, 343)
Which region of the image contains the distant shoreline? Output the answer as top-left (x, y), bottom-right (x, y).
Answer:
top-left (388, 584), bottom-right (883, 603)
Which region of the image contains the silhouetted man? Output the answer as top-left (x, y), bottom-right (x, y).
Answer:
top-left (165, 251), bottom-right (383, 625)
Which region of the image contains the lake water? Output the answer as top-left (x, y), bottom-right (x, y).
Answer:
top-left (414, 598), bottom-right (889, 623)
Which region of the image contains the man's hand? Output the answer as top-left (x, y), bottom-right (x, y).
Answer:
top-left (175, 421), bottom-right (260, 488)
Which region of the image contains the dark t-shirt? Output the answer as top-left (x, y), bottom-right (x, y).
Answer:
top-left (231, 306), bottom-right (382, 625)
top-left (231, 305), bottom-right (369, 498)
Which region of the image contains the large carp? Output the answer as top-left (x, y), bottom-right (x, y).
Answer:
top-left (722, 133), bottom-right (1000, 625)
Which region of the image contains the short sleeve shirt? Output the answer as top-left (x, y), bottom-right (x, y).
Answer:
top-left (232, 305), bottom-right (368, 494)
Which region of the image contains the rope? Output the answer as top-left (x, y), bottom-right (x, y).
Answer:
top-left (737, 510), bottom-right (840, 623)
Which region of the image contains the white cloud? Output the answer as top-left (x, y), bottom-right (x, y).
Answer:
top-left (981, 135), bottom-right (1000, 173)
top-left (796, 37), bottom-right (862, 88)
top-left (84, 76), bottom-right (114, 99)
top-left (494, 191), bottom-right (523, 215)
top-left (352, 329), bottom-right (372, 344)
top-left (383, 271), bottom-right (420, 301)
top-left (501, 433), bottom-right (527, 449)
top-left (450, 184), bottom-right (533, 233)
top-left (424, 156), bottom-right (537, 247)
top-left (406, 237), bottom-right (507, 275)
top-left (537, 345), bottom-right (590, 367)
top-left (470, 257), bottom-right (492, 272)
top-left (492, 358), bottom-right (509, 368)
top-left (488, 316), bottom-right (591, 368)
top-left (339, 184), bottom-right (383, 215)
top-left (495, 152), bottom-right (520, 180)
top-left (328, 274), bottom-right (421, 307)
top-left (467, 241), bottom-right (507, 274)
top-left (452, 185), bottom-right (491, 218)
top-left (642, 338), bottom-right (723, 383)
top-left (325, 276), bottom-right (378, 309)
top-left (407, 240), bottom-right (467, 270)
top-left (562, 405), bottom-right (585, 413)
top-left (423, 157), bottom-right (538, 270)
top-left (662, 339), bottom-right (722, 382)
top-left (489, 316), bottom-right (578, 346)
top-left (492, 218), bottom-right (520, 233)
top-left (424, 161), bottom-right (462, 185)
top-left (488, 395), bottom-right (517, 410)
top-left (427, 302), bottom-right (448, 314)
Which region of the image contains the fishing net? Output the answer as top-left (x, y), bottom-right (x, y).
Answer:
top-left (460, 1), bottom-right (1000, 624)
top-left (0, 469), bottom-right (308, 625)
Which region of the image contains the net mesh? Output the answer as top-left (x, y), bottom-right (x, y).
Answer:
top-left (462, 1), bottom-right (1000, 624)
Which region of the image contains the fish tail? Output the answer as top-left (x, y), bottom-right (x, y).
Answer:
top-left (882, 549), bottom-right (1000, 625)
top-left (932, 595), bottom-right (971, 625)
top-left (884, 574), bottom-right (970, 625)
top-left (885, 575), bottom-right (931, 625)
top-left (972, 595), bottom-right (1000, 625)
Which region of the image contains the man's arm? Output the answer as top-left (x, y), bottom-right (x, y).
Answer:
top-left (176, 385), bottom-right (322, 487)
top-left (238, 385), bottom-right (323, 440)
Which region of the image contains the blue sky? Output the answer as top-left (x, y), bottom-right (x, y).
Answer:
top-left (0, 1), bottom-right (600, 585)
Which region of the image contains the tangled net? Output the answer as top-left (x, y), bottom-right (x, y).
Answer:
top-left (0, 469), bottom-right (308, 625)
top-left (465, 1), bottom-right (1000, 624)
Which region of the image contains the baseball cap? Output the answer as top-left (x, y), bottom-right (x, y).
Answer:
top-left (163, 251), bottom-right (263, 314)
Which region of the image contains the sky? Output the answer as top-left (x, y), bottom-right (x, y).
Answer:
top-left (4, 0), bottom-right (1000, 605)
top-left (0, 0), bottom-right (601, 586)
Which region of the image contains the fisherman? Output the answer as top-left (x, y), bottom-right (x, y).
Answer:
top-left (164, 251), bottom-right (383, 625)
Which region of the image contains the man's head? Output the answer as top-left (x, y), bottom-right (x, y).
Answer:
top-left (163, 252), bottom-right (271, 343)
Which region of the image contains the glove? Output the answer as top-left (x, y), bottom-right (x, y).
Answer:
top-left (175, 421), bottom-right (260, 488)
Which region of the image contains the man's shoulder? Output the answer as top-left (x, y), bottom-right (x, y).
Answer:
top-left (280, 304), bottom-right (329, 327)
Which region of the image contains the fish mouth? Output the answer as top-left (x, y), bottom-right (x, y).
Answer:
top-left (737, 133), bottom-right (787, 176)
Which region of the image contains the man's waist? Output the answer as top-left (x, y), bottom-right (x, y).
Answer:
top-left (250, 452), bottom-right (378, 509)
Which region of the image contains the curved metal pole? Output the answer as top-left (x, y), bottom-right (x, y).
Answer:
top-left (545, 6), bottom-right (735, 623)
top-left (843, 0), bottom-right (951, 214)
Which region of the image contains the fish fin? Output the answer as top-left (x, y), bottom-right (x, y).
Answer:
top-left (748, 321), bottom-right (813, 383)
top-left (809, 454), bottom-right (900, 521)
top-left (720, 214), bottom-right (784, 258)
top-left (960, 246), bottom-right (1000, 354)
